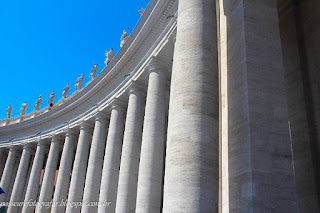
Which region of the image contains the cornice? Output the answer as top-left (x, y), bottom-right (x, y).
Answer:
top-left (0, 0), bottom-right (177, 146)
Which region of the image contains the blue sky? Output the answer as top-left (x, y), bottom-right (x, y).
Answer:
top-left (0, 0), bottom-right (149, 119)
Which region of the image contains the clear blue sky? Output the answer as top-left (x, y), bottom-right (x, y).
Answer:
top-left (0, 0), bottom-right (149, 119)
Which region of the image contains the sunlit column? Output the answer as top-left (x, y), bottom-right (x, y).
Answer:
top-left (98, 100), bottom-right (126, 213)
top-left (22, 140), bottom-right (48, 213)
top-left (136, 60), bottom-right (168, 212)
top-left (7, 143), bottom-right (33, 213)
top-left (82, 112), bottom-right (108, 213)
top-left (36, 136), bottom-right (62, 213)
top-left (115, 84), bottom-right (145, 213)
top-left (162, 0), bottom-right (219, 211)
top-left (0, 146), bottom-right (19, 202)
top-left (66, 122), bottom-right (93, 213)
top-left (51, 130), bottom-right (78, 213)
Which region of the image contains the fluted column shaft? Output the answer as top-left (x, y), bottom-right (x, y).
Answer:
top-left (163, 0), bottom-right (219, 212)
top-left (35, 136), bottom-right (62, 213)
top-left (22, 141), bottom-right (47, 213)
top-left (7, 144), bottom-right (33, 213)
top-left (51, 131), bottom-right (77, 213)
top-left (136, 63), bottom-right (167, 213)
top-left (115, 86), bottom-right (145, 213)
top-left (66, 123), bottom-right (93, 213)
top-left (98, 101), bottom-right (126, 213)
top-left (0, 147), bottom-right (19, 202)
top-left (81, 113), bottom-right (108, 213)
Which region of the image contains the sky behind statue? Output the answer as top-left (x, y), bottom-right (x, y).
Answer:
top-left (0, 0), bottom-right (149, 119)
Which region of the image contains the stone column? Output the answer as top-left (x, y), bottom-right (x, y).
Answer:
top-left (66, 122), bottom-right (93, 213)
top-left (115, 85), bottom-right (145, 213)
top-left (162, 0), bottom-right (219, 212)
top-left (0, 149), bottom-right (8, 178)
top-left (0, 146), bottom-right (19, 202)
top-left (222, 0), bottom-right (299, 212)
top-left (35, 136), bottom-right (62, 213)
top-left (277, 1), bottom-right (319, 211)
top-left (136, 60), bottom-right (167, 212)
top-left (22, 140), bottom-right (48, 213)
top-left (6, 154), bottom-right (20, 202)
top-left (98, 100), bottom-right (126, 213)
top-left (7, 144), bottom-right (33, 213)
top-left (51, 130), bottom-right (78, 213)
top-left (81, 112), bottom-right (108, 213)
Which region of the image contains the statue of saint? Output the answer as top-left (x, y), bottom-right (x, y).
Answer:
top-left (90, 62), bottom-right (97, 80)
top-left (20, 101), bottom-right (27, 116)
top-left (48, 91), bottom-right (55, 106)
top-left (139, 8), bottom-right (145, 16)
top-left (104, 48), bottom-right (114, 66)
top-left (62, 83), bottom-right (69, 99)
top-left (120, 30), bottom-right (129, 48)
top-left (75, 73), bottom-right (84, 90)
top-left (6, 104), bottom-right (12, 119)
top-left (34, 95), bottom-right (42, 111)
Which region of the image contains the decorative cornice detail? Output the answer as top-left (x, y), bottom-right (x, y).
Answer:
top-left (0, 0), bottom-right (177, 147)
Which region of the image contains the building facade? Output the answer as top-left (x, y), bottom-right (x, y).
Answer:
top-left (0, 0), bottom-right (319, 212)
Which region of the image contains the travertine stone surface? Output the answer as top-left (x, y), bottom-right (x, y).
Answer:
top-left (22, 141), bottom-right (47, 213)
top-left (115, 85), bottom-right (145, 213)
top-left (0, 147), bottom-right (19, 202)
top-left (0, 149), bottom-right (8, 178)
top-left (162, 0), bottom-right (219, 212)
top-left (6, 155), bottom-right (20, 202)
top-left (7, 144), bottom-right (32, 213)
top-left (223, 0), bottom-right (299, 212)
top-left (51, 131), bottom-right (77, 213)
top-left (294, 0), bottom-right (320, 209)
top-left (36, 136), bottom-right (62, 213)
top-left (0, 0), bottom-right (317, 211)
top-left (278, 1), bottom-right (320, 211)
top-left (98, 101), bottom-right (126, 213)
top-left (136, 62), bottom-right (167, 213)
top-left (82, 112), bottom-right (108, 213)
top-left (66, 122), bottom-right (93, 213)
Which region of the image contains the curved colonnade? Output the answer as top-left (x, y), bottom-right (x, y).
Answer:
top-left (0, 0), bottom-right (177, 212)
top-left (0, 0), bottom-right (315, 212)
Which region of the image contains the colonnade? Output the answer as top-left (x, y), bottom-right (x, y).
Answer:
top-left (0, 61), bottom-right (170, 213)
top-left (1, 0), bottom-right (314, 212)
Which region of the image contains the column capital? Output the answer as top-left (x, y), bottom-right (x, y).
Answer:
top-left (110, 99), bottom-right (126, 112)
top-left (23, 143), bottom-right (35, 149)
top-left (51, 135), bottom-right (64, 143)
top-left (128, 82), bottom-right (146, 96)
top-left (80, 121), bottom-right (94, 130)
top-left (94, 111), bottom-right (109, 122)
top-left (0, 146), bottom-right (10, 152)
top-left (65, 129), bottom-right (79, 138)
top-left (36, 140), bottom-right (49, 150)
top-left (146, 56), bottom-right (169, 73)
top-left (9, 145), bottom-right (20, 151)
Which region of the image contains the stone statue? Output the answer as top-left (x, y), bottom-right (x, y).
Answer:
top-left (6, 104), bottom-right (12, 119)
top-left (120, 30), bottom-right (129, 48)
top-left (62, 83), bottom-right (69, 98)
top-left (90, 62), bottom-right (97, 80)
top-left (20, 101), bottom-right (27, 116)
top-left (75, 73), bottom-right (84, 90)
top-left (139, 8), bottom-right (145, 16)
top-left (104, 48), bottom-right (114, 66)
top-left (34, 95), bottom-right (42, 111)
top-left (48, 90), bottom-right (55, 106)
